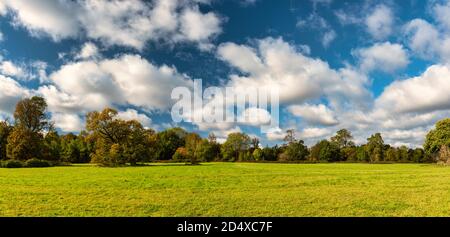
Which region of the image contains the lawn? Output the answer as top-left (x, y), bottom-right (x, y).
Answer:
top-left (1, 162), bottom-right (450, 216)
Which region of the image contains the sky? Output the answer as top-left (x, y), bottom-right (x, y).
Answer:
top-left (1, 0), bottom-right (450, 147)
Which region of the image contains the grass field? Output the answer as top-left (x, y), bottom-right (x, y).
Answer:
top-left (1, 162), bottom-right (450, 216)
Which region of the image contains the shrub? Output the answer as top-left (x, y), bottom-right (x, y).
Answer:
top-left (1, 160), bottom-right (24, 168)
top-left (25, 158), bottom-right (51, 168)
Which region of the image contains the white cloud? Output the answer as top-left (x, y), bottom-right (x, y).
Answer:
top-left (1, 0), bottom-right (81, 41)
top-left (75, 42), bottom-right (100, 60)
top-left (218, 37), bottom-right (370, 106)
top-left (355, 42), bottom-right (409, 73)
top-left (238, 107), bottom-right (271, 126)
top-left (1, 0), bottom-right (223, 50)
top-left (300, 127), bottom-right (332, 139)
top-left (375, 64), bottom-right (450, 114)
top-left (179, 6), bottom-right (222, 50)
top-left (403, 19), bottom-right (440, 59)
top-left (322, 30), bottom-right (336, 48)
top-left (51, 113), bottom-right (84, 133)
top-left (297, 13), bottom-right (337, 48)
top-left (0, 61), bottom-right (25, 78)
top-left (45, 54), bottom-right (192, 115)
top-left (288, 104), bottom-right (339, 126)
top-left (365, 4), bottom-right (393, 40)
top-left (433, 0), bottom-right (450, 31)
top-left (117, 109), bottom-right (152, 128)
top-left (0, 75), bottom-right (29, 116)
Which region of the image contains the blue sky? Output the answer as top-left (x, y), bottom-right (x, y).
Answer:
top-left (1, 0), bottom-right (450, 147)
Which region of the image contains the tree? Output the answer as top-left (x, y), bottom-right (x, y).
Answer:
top-left (173, 147), bottom-right (189, 162)
top-left (424, 118), bottom-right (450, 158)
top-left (341, 146), bottom-right (357, 161)
top-left (280, 140), bottom-right (309, 161)
top-left (310, 140), bottom-right (341, 162)
top-left (185, 133), bottom-right (202, 164)
top-left (397, 146), bottom-right (409, 162)
top-left (252, 148), bottom-right (263, 161)
top-left (221, 132), bottom-right (251, 161)
top-left (438, 145), bottom-right (450, 164)
top-left (7, 96), bottom-right (50, 160)
top-left (0, 120), bottom-right (12, 160)
top-left (154, 127), bottom-right (187, 160)
top-left (87, 108), bottom-right (150, 166)
top-left (385, 147), bottom-right (398, 162)
top-left (284, 129), bottom-right (296, 144)
top-left (7, 128), bottom-right (43, 160)
top-left (250, 137), bottom-right (260, 153)
top-left (331, 129), bottom-right (354, 148)
top-left (356, 145), bottom-right (369, 162)
top-left (14, 96), bottom-right (50, 133)
top-left (42, 130), bottom-right (61, 161)
top-left (261, 146), bottom-right (279, 161)
top-left (365, 133), bottom-right (384, 162)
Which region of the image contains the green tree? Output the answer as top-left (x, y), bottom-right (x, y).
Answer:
top-left (154, 127), bottom-right (187, 160)
top-left (310, 140), bottom-right (341, 162)
top-left (86, 108), bottom-right (150, 166)
top-left (7, 96), bottom-right (50, 160)
top-left (280, 140), bottom-right (309, 161)
top-left (331, 129), bottom-right (354, 148)
top-left (252, 148), bottom-right (263, 161)
top-left (365, 133), bottom-right (384, 162)
top-left (385, 147), bottom-right (398, 162)
top-left (424, 119), bottom-right (450, 160)
top-left (0, 120), bottom-right (12, 160)
top-left (221, 132), bottom-right (251, 161)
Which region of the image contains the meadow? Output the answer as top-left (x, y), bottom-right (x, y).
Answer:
top-left (1, 162), bottom-right (450, 217)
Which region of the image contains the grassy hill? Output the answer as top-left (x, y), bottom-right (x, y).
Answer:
top-left (1, 163), bottom-right (450, 216)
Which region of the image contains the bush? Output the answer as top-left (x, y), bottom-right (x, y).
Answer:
top-left (25, 158), bottom-right (51, 168)
top-left (1, 160), bottom-right (24, 168)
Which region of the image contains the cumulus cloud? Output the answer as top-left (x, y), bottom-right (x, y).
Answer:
top-left (288, 104), bottom-right (339, 126)
top-left (51, 113), bottom-right (84, 133)
top-left (0, 75), bottom-right (29, 116)
top-left (365, 4), bottom-right (394, 40)
top-left (375, 64), bottom-right (450, 114)
top-left (0, 0), bottom-right (223, 50)
top-left (403, 19), bottom-right (440, 59)
top-left (117, 109), bottom-right (152, 128)
top-left (217, 37), bottom-right (370, 107)
top-left (75, 42), bottom-right (100, 60)
top-left (300, 127), bottom-right (332, 139)
top-left (0, 60), bottom-right (25, 78)
top-left (354, 42), bottom-right (409, 73)
top-left (44, 54), bottom-right (192, 114)
top-left (433, 0), bottom-right (450, 31)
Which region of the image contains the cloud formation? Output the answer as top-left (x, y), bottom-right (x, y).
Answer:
top-left (1, 0), bottom-right (223, 50)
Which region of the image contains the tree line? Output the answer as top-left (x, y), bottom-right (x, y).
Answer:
top-left (0, 96), bottom-right (449, 167)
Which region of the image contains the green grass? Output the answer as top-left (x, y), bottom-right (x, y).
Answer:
top-left (1, 162), bottom-right (450, 216)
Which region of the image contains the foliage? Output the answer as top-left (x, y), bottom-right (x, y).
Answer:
top-left (221, 132), bottom-right (251, 161)
top-left (86, 108), bottom-right (152, 166)
top-left (25, 158), bottom-right (52, 168)
top-left (1, 159), bottom-right (24, 168)
top-left (424, 118), bottom-right (450, 156)
top-left (0, 120), bottom-right (12, 160)
top-left (280, 140), bottom-right (309, 161)
top-left (310, 140), bottom-right (341, 162)
top-left (154, 128), bottom-right (187, 160)
top-left (365, 133), bottom-right (384, 162)
top-left (6, 127), bottom-right (43, 161)
top-left (330, 129), bottom-right (354, 148)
